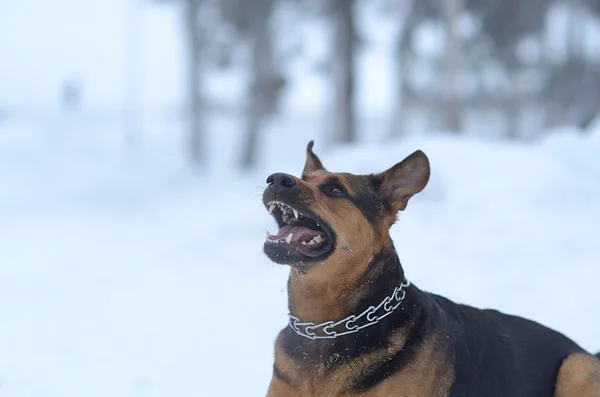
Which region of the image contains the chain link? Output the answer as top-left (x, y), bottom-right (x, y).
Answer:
top-left (288, 279), bottom-right (411, 340)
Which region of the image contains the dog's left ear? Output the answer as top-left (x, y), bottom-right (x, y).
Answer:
top-left (302, 140), bottom-right (325, 177)
top-left (378, 150), bottom-right (430, 212)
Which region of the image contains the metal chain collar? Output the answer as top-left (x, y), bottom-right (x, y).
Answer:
top-left (288, 279), bottom-right (411, 340)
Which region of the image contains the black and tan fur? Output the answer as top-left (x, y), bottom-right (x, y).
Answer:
top-left (262, 141), bottom-right (600, 397)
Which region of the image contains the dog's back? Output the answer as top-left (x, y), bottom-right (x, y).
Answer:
top-left (430, 294), bottom-right (586, 396)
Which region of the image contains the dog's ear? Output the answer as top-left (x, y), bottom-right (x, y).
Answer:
top-left (378, 150), bottom-right (430, 212)
top-left (302, 140), bottom-right (325, 177)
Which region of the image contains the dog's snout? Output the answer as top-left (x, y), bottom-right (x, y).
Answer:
top-left (267, 173), bottom-right (297, 193)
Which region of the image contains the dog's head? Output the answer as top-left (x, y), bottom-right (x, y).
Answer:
top-left (263, 141), bottom-right (430, 276)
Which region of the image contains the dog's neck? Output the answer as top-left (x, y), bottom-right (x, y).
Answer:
top-left (281, 245), bottom-right (424, 361)
top-left (287, 246), bottom-right (407, 324)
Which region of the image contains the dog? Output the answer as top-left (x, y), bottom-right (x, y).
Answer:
top-left (261, 141), bottom-right (600, 396)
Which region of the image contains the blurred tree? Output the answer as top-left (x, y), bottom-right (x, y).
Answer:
top-left (390, 0), bottom-right (465, 133)
top-left (284, 0), bottom-right (358, 144)
top-left (386, 0), bottom-right (415, 138)
top-left (543, 0), bottom-right (600, 129)
top-left (219, 0), bottom-right (286, 168)
top-left (577, 0), bottom-right (600, 127)
top-left (544, 57), bottom-right (600, 129)
top-left (157, 0), bottom-right (219, 167)
top-left (383, 0), bottom-right (467, 136)
top-left (383, 0), bottom-right (599, 139)
top-left (440, 0), bottom-right (465, 132)
top-left (330, 0), bottom-right (357, 144)
top-left (585, 0), bottom-right (600, 21)
top-left (467, 0), bottom-right (548, 138)
top-left (124, 0), bottom-right (143, 151)
top-left (184, 0), bottom-right (206, 167)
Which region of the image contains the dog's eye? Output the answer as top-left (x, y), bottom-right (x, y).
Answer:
top-left (323, 184), bottom-right (346, 198)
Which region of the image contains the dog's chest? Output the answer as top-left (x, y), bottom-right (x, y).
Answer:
top-left (283, 372), bottom-right (451, 397)
top-left (277, 353), bottom-right (452, 397)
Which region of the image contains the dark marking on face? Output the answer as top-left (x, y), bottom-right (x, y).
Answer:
top-left (319, 173), bottom-right (382, 224)
top-left (345, 173), bottom-right (382, 225)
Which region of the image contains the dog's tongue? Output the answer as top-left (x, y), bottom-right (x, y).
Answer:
top-left (275, 225), bottom-right (322, 243)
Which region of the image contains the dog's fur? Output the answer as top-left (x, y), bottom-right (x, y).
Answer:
top-left (262, 141), bottom-right (600, 397)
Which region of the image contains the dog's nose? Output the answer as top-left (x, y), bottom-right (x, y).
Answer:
top-left (266, 173), bottom-right (297, 193)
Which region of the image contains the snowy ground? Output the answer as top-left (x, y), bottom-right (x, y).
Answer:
top-left (1, 119), bottom-right (599, 396)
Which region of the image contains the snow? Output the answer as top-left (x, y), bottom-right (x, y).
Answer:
top-left (1, 119), bottom-right (599, 396)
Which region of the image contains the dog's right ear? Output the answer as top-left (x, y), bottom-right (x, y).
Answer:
top-left (378, 150), bottom-right (430, 212)
top-left (302, 140), bottom-right (325, 177)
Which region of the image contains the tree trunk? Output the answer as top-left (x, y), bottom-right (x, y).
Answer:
top-left (390, 0), bottom-right (415, 139)
top-left (123, 0), bottom-right (142, 151)
top-left (185, 0), bottom-right (204, 167)
top-left (331, 0), bottom-right (356, 144)
top-left (241, 0), bottom-right (276, 169)
top-left (441, 0), bottom-right (463, 133)
top-left (506, 65), bottom-right (521, 139)
top-left (568, 0), bottom-right (583, 60)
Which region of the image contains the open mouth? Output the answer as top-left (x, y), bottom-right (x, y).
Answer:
top-left (264, 200), bottom-right (334, 263)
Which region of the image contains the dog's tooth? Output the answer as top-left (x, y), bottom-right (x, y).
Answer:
top-left (301, 241), bottom-right (307, 245)
top-left (285, 233), bottom-right (293, 244)
top-left (268, 204), bottom-right (276, 214)
top-left (308, 240), bottom-right (315, 245)
top-left (293, 209), bottom-right (299, 219)
top-left (314, 234), bottom-right (322, 243)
